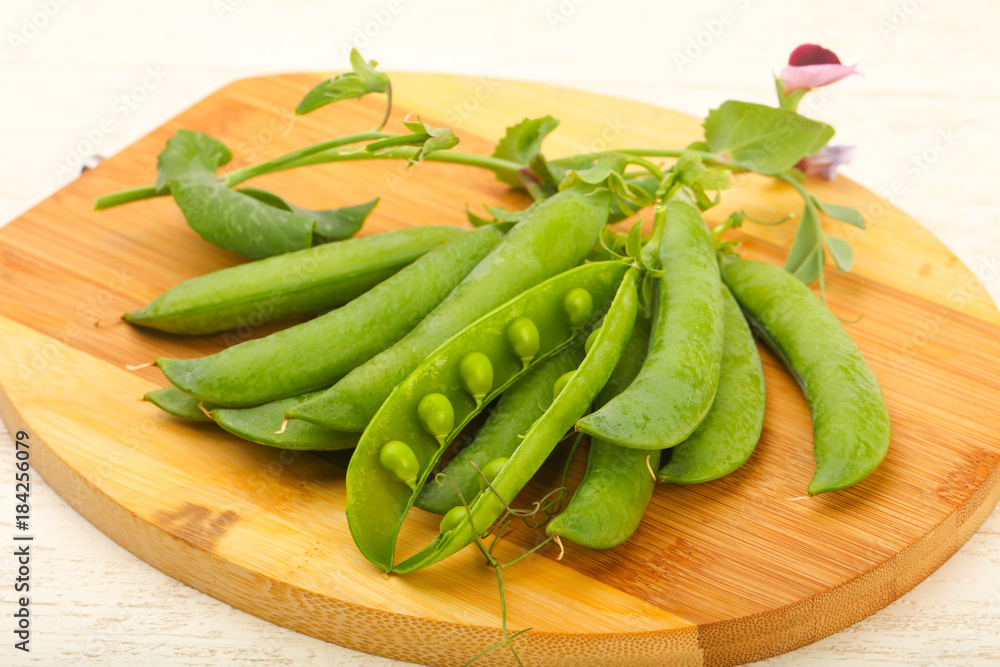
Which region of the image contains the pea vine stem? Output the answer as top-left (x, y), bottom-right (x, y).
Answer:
top-left (93, 142), bottom-right (527, 210)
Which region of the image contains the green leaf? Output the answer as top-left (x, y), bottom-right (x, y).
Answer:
top-left (156, 130), bottom-right (315, 259)
top-left (155, 129), bottom-right (231, 192)
top-left (783, 200), bottom-right (822, 280)
top-left (607, 175), bottom-right (658, 224)
top-left (703, 101), bottom-right (835, 175)
top-left (490, 116), bottom-right (560, 186)
top-left (813, 197), bottom-right (865, 229)
top-left (625, 220), bottom-right (643, 261)
top-left (559, 153), bottom-right (628, 190)
top-left (793, 246), bottom-right (825, 285)
top-left (694, 166), bottom-right (732, 191)
top-left (825, 236), bottom-right (854, 272)
top-left (466, 204), bottom-right (494, 227)
top-left (296, 48), bottom-right (389, 115)
top-left (400, 115), bottom-right (459, 161)
top-left (237, 188), bottom-right (378, 242)
top-left (482, 201), bottom-right (539, 223)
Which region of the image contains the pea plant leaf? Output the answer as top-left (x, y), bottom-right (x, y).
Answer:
top-left (825, 236), bottom-right (854, 272)
top-left (490, 116), bottom-right (560, 187)
top-left (703, 101), bottom-right (835, 175)
top-left (156, 130), bottom-right (316, 259)
top-left (783, 197), bottom-right (823, 283)
top-left (608, 175), bottom-right (658, 223)
top-left (237, 188), bottom-right (378, 243)
top-left (813, 196), bottom-right (865, 229)
top-left (559, 153), bottom-right (628, 189)
top-left (367, 115), bottom-right (459, 163)
top-left (296, 48), bottom-right (390, 115)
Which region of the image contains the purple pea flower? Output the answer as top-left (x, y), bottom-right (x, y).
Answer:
top-left (780, 44), bottom-right (860, 93)
top-left (796, 144), bottom-right (856, 181)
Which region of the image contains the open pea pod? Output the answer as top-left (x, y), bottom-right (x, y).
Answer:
top-left (392, 267), bottom-right (640, 574)
top-left (346, 261), bottom-right (629, 572)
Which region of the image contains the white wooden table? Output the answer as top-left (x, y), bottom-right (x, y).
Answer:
top-left (1, 1), bottom-right (998, 664)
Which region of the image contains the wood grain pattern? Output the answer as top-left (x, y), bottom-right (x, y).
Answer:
top-left (0, 73), bottom-right (998, 667)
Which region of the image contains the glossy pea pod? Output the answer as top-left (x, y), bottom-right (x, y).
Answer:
top-left (722, 259), bottom-right (890, 494)
top-left (658, 286), bottom-right (766, 484)
top-left (576, 200), bottom-right (725, 449)
top-left (345, 260), bottom-right (628, 572)
top-left (415, 345), bottom-right (585, 515)
top-left (144, 386), bottom-right (215, 422)
top-left (208, 393), bottom-right (357, 450)
top-left (546, 311), bottom-right (655, 549)
top-left (124, 225), bottom-right (461, 335)
top-left (288, 187), bottom-right (612, 432)
top-left (390, 268), bottom-right (640, 574)
top-left (155, 225), bottom-right (507, 406)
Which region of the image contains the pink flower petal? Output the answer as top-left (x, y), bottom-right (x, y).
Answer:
top-left (789, 44), bottom-right (841, 66)
top-left (796, 145), bottom-right (856, 181)
top-left (780, 63), bottom-right (860, 93)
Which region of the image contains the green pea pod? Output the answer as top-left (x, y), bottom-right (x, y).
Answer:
top-left (156, 225), bottom-right (507, 406)
top-left (546, 311), bottom-right (655, 549)
top-left (391, 268), bottom-right (640, 574)
top-left (124, 225), bottom-right (460, 335)
top-left (208, 393), bottom-right (357, 450)
top-left (414, 345), bottom-right (585, 515)
top-left (290, 187), bottom-right (612, 432)
top-left (345, 261), bottom-right (629, 572)
top-left (144, 386), bottom-right (214, 421)
top-left (658, 286), bottom-right (766, 484)
top-left (576, 200), bottom-right (724, 449)
top-left (722, 259), bottom-right (890, 494)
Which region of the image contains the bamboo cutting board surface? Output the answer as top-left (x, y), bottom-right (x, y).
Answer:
top-left (0, 73), bottom-right (998, 667)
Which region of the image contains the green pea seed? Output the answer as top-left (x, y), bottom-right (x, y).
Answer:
top-left (564, 288), bottom-right (594, 328)
top-left (478, 456), bottom-right (509, 492)
top-left (439, 505), bottom-right (467, 534)
top-left (417, 393), bottom-right (455, 445)
top-left (379, 440), bottom-right (420, 491)
top-left (553, 371), bottom-right (576, 399)
top-left (584, 327), bottom-right (601, 355)
top-left (506, 317), bottom-right (540, 369)
top-left (458, 352), bottom-right (493, 407)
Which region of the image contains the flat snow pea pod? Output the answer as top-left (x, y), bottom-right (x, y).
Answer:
top-left (208, 392), bottom-right (357, 450)
top-left (290, 187), bottom-right (612, 432)
top-left (124, 225), bottom-right (460, 335)
top-left (414, 345), bottom-right (585, 515)
top-left (156, 226), bottom-right (506, 406)
top-left (144, 386), bottom-right (215, 421)
top-left (345, 261), bottom-right (629, 572)
top-left (546, 311), bottom-right (655, 549)
top-left (722, 259), bottom-right (890, 494)
top-left (576, 200), bottom-right (725, 449)
top-left (391, 268), bottom-right (640, 574)
top-left (658, 286), bottom-right (766, 484)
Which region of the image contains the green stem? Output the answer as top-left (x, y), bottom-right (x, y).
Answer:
top-left (221, 131), bottom-right (394, 186)
top-left (94, 142), bottom-right (526, 210)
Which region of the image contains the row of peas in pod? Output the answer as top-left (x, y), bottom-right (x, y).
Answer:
top-left (127, 179), bottom-right (889, 573)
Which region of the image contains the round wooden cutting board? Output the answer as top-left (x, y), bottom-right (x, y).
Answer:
top-left (1, 73), bottom-right (998, 667)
